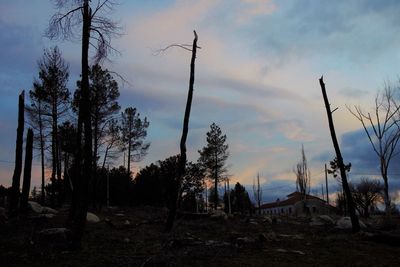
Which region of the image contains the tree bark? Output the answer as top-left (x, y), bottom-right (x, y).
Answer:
top-left (9, 91), bottom-right (25, 217)
top-left (166, 31), bottom-right (198, 231)
top-left (319, 76), bottom-right (360, 233)
top-left (39, 110), bottom-right (46, 205)
top-left (20, 128), bottom-right (34, 213)
top-left (70, 0), bottom-right (92, 248)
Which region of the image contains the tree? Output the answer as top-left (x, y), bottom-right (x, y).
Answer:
top-left (253, 173), bottom-right (262, 214)
top-left (347, 84), bottom-right (400, 215)
top-left (20, 129), bottom-right (34, 213)
top-left (120, 107), bottom-right (150, 174)
top-left (294, 145), bottom-right (310, 198)
top-left (165, 31), bottom-right (199, 231)
top-left (58, 121), bottom-right (77, 199)
top-left (101, 118), bottom-right (121, 168)
top-left (74, 64), bottom-right (120, 168)
top-left (351, 178), bottom-right (383, 218)
top-left (133, 156), bottom-right (204, 208)
top-left (26, 85), bottom-right (49, 205)
top-left (198, 123), bottom-right (229, 210)
top-left (225, 182), bottom-right (252, 214)
top-left (34, 46), bottom-right (70, 205)
top-left (9, 91), bottom-right (25, 217)
top-left (319, 76), bottom-right (360, 233)
top-left (74, 64), bottom-right (120, 207)
top-left (47, 0), bottom-right (121, 246)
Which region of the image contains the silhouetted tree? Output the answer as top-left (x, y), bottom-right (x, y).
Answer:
top-left (120, 107), bottom-right (150, 174)
top-left (47, 0), bottom-right (121, 246)
top-left (101, 118), bottom-right (120, 168)
top-left (294, 145), bottom-right (310, 198)
top-left (351, 178), bottom-right (383, 218)
top-left (74, 64), bottom-right (120, 168)
top-left (26, 85), bottom-right (49, 205)
top-left (165, 31), bottom-right (199, 231)
top-left (133, 156), bottom-right (204, 209)
top-left (225, 182), bottom-right (252, 214)
top-left (347, 84), bottom-right (400, 215)
top-left (9, 91), bottom-right (24, 217)
top-left (198, 123), bottom-right (229, 210)
top-left (58, 121), bottom-right (77, 200)
top-left (34, 47), bottom-right (70, 205)
top-left (319, 76), bottom-right (360, 233)
top-left (253, 173), bottom-right (262, 214)
top-left (74, 64), bottom-right (120, 207)
top-left (20, 129), bottom-right (34, 213)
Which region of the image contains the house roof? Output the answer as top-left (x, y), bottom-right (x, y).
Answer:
top-left (260, 191), bottom-right (324, 209)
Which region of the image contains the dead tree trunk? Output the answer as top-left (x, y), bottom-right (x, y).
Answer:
top-left (9, 91), bottom-right (25, 217)
top-left (166, 31), bottom-right (198, 231)
top-left (70, 0), bottom-right (92, 247)
top-left (319, 76), bottom-right (360, 233)
top-left (20, 128), bottom-right (34, 213)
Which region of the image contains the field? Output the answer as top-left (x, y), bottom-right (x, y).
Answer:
top-left (1, 206), bottom-right (400, 267)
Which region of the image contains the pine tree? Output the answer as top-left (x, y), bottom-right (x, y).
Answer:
top-left (198, 123), bottom-right (229, 210)
top-left (120, 107), bottom-right (150, 174)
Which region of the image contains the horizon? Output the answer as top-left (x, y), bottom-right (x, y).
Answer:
top-left (1, 0), bottom-right (400, 205)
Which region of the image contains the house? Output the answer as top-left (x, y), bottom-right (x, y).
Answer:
top-left (260, 191), bottom-right (334, 216)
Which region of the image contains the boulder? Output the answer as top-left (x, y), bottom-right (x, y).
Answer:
top-left (336, 217), bottom-right (366, 229)
top-left (86, 212), bottom-right (100, 223)
top-left (318, 215), bottom-right (335, 225)
top-left (210, 210), bottom-right (228, 220)
top-left (310, 215), bottom-right (335, 226)
top-left (28, 201), bottom-right (58, 214)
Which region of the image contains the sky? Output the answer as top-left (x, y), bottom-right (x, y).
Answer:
top-left (2, 0), bottom-right (400, 204)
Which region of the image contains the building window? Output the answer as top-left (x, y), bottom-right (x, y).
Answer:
top-left (289, 207), bottom-right (292, 214)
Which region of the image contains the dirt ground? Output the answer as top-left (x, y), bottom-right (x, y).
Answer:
top-left (1, 206), bottom-right (400, 267)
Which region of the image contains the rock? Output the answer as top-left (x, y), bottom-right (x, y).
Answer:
top-left (266, 231), bottom-right (278, 241)
top-left (275, 248), bottom-right (305, 255)
top-left (336, 217), bottom-right (366, 229)
top-left (262, 216), bottom-right (272, 224)
top-left (210, 210), bottom-right (228, 220)
top-left (310, 215), bottom-right (334, 226)
top-left (38, 214), bottom-right (55, 219)
top-left (28, 201), bottom-right (44, 213)
top-left (86, 212), bottom-right (100, 223)
top-left (28, 201), bottom-right (58, 214)
top-left (42, 206), bottom-right (58, 214)
top-left (39, 228), bottom-right (69, 235)
top-left (318, 215), bottom-right (335, 225)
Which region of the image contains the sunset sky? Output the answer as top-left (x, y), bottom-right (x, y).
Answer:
top-left (2, 0), bottom-right (400, 203)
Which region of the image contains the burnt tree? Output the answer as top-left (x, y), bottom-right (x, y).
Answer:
top-left (20, 128), bottom-right (34, 213)
top-left (166, 31), bottom-right (199, 231)
top-left (9, 91), bottom-right (25, 217)
top-left (319, 76), bottom-right (360, 233)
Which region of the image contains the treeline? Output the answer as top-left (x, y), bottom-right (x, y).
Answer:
top-left (23, 47), bottom-right (150, 208)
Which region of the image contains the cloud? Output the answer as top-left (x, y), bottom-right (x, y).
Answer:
top-left (236, 0), bottom-right (277, 24)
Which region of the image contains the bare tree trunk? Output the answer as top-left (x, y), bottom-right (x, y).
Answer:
top-left (70, 0), bottom-right (92, 247)
top-left (214, 155), bottom-right (218, 210)
top-left (166, 31), bottom-right (198, 231)
top-left (20, 128), bottom-right (34, 213)
top-left (319, 76), bottom-right (360, 233)
top-left (9, 91), bottom-right (25, 217)
top-left (380, 158), bottom-right (391, 215)
top-left (38, 103), bottom-right (46, 205)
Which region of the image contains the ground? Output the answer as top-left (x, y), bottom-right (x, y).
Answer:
top-left (1, 206), bottom-right (400, 266)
